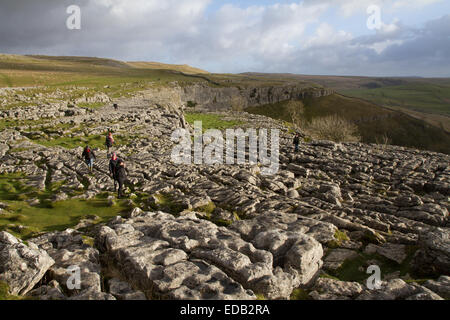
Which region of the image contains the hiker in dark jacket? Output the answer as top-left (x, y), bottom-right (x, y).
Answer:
top-left (113, 103), bottom-right (118, 111)
top-left (115, 160), bottom-right (127, 199)
top-left (109, 153), bottom-right (120, 192)
top-left (105, 131), bottom-right (114, 154)
top-left (293, 133), bottom-right (300, 152)
top-left (81, 145), bottom-right (96, 172)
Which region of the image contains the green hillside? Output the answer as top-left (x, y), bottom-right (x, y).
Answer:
top-left (340, 82), bottom-right (450, 116)
top-left (242, 73), bottom-right (450, 132)
top-left (246, 94), bottom-right (450, 154)
top-left (0, 54), bottom-right (313, 89)
top-left (0, 54), bottom-right (206, 88)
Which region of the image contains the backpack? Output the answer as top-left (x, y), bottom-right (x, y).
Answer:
top-left (115, 163), bottom-right (126, 181)
top-left (106, 136), bottom-right (113, 147)
top-left (84, 148), bottom-right (94, 159)
top-left (110, 158), bottom-right (118, 174)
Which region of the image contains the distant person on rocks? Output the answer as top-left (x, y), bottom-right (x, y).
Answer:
top-left (105, 131), bottom-right (114, 154)
top-left (113, 103), bottom-right (118, 111)
top-left (109, 152), bottom-right (120, 192)
top-left (115, 159), bottom-right (127, 199)
top-left (293, 133), bottom-right (300, 152)
top-left (82, 145), bottom-right (96, 172)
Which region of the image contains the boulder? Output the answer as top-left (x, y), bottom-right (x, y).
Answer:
top-left (0, 232), bottom-right (55, 296)
top-left (413, 228), bottom-right (450, 276)
top-left (310, 278), bottom-right (364, 300)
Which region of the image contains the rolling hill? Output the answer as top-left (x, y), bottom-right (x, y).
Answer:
top-left (242, 72), bottom-right (450, 132)
top-left (246, 93), bottom-right (450, 155)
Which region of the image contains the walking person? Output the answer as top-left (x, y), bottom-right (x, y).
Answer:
top-left (115, 159), bottom-right (127, 199)
top-left (293, 133), bottom-right (300, 152)
top-left (109, 152), bottom-right (120, 192)
top-left (105, 131), bottom-right (114, 155)
top-left (81, 145), bottom-right (96, 172)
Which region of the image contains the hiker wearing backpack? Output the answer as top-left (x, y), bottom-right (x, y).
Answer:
top-left (109, 152), bottom-right (120, 192)
top-left (293, 133), bottom-right (300, 152)
top-left (115, 159), bottom-right (127, 199)
top-left (105, 131), bottom-right (114, 154)
top-left (81, 145), bottom-right (96, 172)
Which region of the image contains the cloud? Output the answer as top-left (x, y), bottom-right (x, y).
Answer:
top-left (292, 14), bottom-right (450, 76)
top-left (0, 0), bottom-right (448, 76)
top-left (304, 0), bottom-right (444, 16)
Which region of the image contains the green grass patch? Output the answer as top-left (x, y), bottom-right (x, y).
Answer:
top-left (213, 219), bottom-right (233, 227)
top-left (0, 173), bottom-right (130, 239)
top-left (184, 112), bottom-right (244, 131)
top-left (0, 118), bottom-right (49, 131)
top-left (195, 202), bottom-right (216, 217)
top-left (255, 293), bottom-right (266, 300)
top-left (34, 134), bottom-right (105, 150)
top-left (327, 245), bottom-right (420, 283)
top-left (0, 281), bottom-right (26, 300)
top-left (327, 229), bottom-right (350, 249)
top-left (0, 197), bottom-right (130, 240)
top-left (290, 288), bottom-right (312, 300)
top-left (0, 173), bottom-right (34, 201)
top-left (152, 193), bottom-right (187, 215)
top-left (81, 235), bottom-right (95, 247)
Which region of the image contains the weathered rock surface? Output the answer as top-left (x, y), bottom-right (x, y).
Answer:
top-left (310, 278), bottom-right (364, 300)
top-left (29, 229), bottom-right (115, 300)
top-left (0, 232), bottom-right (54, 296)
top-left (0, 85), bottom-right (448, 300)
top-left (423, 276), bottom-right (450, 299)
top-left (357, 279), bottom-right (444, 300)
top-left (364, 243), bottom-right (407, 264)
top-left (95, 211), bottom-right (328, 299)
top-left (413, 228), bottom-right (450, 276)
top-left (323, 249), bottom-right (359, 270)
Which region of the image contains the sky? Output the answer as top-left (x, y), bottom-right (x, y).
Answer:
top-left (0, 0), bottom-right (449, 77)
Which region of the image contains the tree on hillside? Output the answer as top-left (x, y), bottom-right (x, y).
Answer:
top-left (306, 114), bottom-right (361, 143)
top-left (286, 100), bottom-right (305, 128)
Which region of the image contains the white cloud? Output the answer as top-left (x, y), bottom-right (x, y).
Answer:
top-left (303, 23), bottom-right (353, 49)
top-left (305, 0), bottom-right (444, 16)
top-left (393, 0), bottom-right (444, 9)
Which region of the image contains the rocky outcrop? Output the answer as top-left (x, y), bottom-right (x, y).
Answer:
top-left (308, 278), bottom-right (444, 300)
top-left (356, 279), bottom-right (443, 300)
top-left (0, 232), bottom-right (54, 296)
top-left (412, 228), bottom-right (450, 276)
top-left (181, 83), bottom-right (333, 111)
top-left (29, 229), bottom-right (116, 300)
top-left (95, 211), bottom-right (328, 299)
top-left (310, 278), bottom-right (364, 300)
top-left (423, 276), bottom-right (450, 299)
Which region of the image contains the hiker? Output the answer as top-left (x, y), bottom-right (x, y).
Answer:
top-left (113, 103), bottom-right (118, 111)
top-left (109, 152), bottom-right (120, 192)
top-left (293, 133), bottom-right (300, 152)
top-left (105, 131), bottom-right (114, 154)
top-left (115, 159), bottom-right (127, 199)
top-left (81, 145), bottom-right (96, 172)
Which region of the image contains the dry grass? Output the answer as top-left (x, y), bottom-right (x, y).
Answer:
top-left (127, 61), bottom-right (209, 74)
top-left (305, 114), bottom-right (361, 143)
